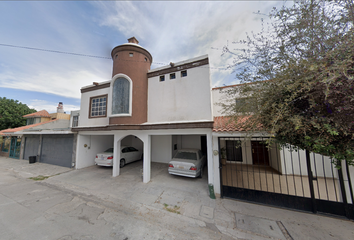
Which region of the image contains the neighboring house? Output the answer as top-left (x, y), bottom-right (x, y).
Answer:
top-left (0, 110), bottom-right (54, 159)
top-left (72, 37), bottom-right (214, 184)
top-left (211, 84), bottom-right (354, 219)
top-left (0, 103), bottom-right (77, 168)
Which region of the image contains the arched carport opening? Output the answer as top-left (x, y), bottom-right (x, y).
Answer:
top-left (113, 133), bottom-right (151, 183)
top-left (113, 134), bottom-right (143, 171)
top-left (76, 130), bottom-right (213, 187)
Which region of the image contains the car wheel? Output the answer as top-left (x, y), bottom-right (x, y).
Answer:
top-left (120, 159), bottom-right (125, 168)
top-left (141, 153), bottom-right (144, 160)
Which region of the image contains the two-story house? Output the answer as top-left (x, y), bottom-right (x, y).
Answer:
top-left (68, 37), bottom-right (353, 219)
top-left (211, 83), bottom-right (354, 219)
top-left (72, 37), bottom-right (214, 185)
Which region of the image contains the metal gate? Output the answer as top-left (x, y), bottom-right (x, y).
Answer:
top-left (219, 137), bottom-right (354, 220)
top-left (23, 136), bottom-right (40, 160)
top-left (9, 137), bottom-right (21, 159)
top-left (40, 135), bottom-right (74, 168)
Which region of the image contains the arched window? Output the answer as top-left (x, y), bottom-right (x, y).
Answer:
top-left (112, 77), bottom-right (130, 114)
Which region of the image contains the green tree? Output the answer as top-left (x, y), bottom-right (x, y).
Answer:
top-left (0, 97), bottom-right (37, 130)
top-left (219, 0), bottom-right (354, 166)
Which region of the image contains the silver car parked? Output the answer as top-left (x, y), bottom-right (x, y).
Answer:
top-left (168, 149), bottom-right (206, 178)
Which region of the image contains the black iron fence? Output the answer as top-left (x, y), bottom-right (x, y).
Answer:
top-left (219, 137), bottom-right (354, 219)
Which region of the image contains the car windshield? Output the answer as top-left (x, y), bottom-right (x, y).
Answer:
top-left (104, 148), bottom-right (113, 153)
top-left (174, 151), bottom-right (197, 160)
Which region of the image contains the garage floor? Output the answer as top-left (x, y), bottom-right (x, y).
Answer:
top-left (45, 160), bottom-right (212, 218)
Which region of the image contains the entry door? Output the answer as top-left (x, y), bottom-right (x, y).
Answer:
top-left (251, 141), bottom-right (269, 165)
top-left (9, 137), bottom-right (21, 159)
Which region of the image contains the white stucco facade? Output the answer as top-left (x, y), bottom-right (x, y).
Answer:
top-left (212, 85), bottom-right (242, 117)
top-left (148, 55), bottom-right (213, 123)
top-left (74, 51), bottom-right (215, 189)
top-left (79, 85), bottom-right (110, 127)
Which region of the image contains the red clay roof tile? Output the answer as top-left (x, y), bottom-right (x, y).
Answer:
top-left (213, 116), bottom-right (262, 132)
top-left (23, 110), bottom-right (51, 118)
top-left (1, 119), bottom-right (58, 134)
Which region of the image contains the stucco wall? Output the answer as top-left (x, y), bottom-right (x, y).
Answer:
top-left (147, 65), bottom-right (212, 123)
top-left (70, 110), bottom-right (80, 127)
top-left (50, 113), bottom-right (71, 120)
top-left (181, 135), bottom-right (201, 149)
top-left (40, 117), bottom-right (51, 123)
top-left (79, 88), bottom-right (110, 127)
top-left (76, 134), bottom-right (114, 169)
top-left (212, 86), bottom-right (242, 117)
top-left (151, 135), bottom-right (172, 163)
top-left (29, 119), bottom-right (70, 130)
top-left (172, 135), bottom-right (181, 157)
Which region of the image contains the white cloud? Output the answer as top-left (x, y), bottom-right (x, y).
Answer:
top-left (95, 1), bottom-right (153, 40)
top-left (0, 0), bottom-right (292, 103)
top-left (93, 1), bottom-right (286, 87)
top-left (0, 69), bottom-right (107, 99)
top-left (27, 99), bottom-right (79, 114)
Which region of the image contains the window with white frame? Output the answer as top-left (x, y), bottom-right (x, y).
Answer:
top-left (26, 117), bottom-right (40, 125)
top-left (112, 77), bottom-right (130, 114)
top-left (90, 95), bottom-right (107, 118)
top-left (72, 116), bottom-right (79, 127)
top-left (27, 118), bottom-right (34, 125)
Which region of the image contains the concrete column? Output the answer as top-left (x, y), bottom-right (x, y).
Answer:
top-left (71, 133), bottom-right (77, 168)
top-left (112, 135), bottom-right (121, 177)
top-left (212, 135), bottom-right (221, 196)
top-left (37, 134), bottom-right (43, 162)
top-left (207, 131), bottom-right (213, 185)
top-left (19, 135), bottom-right (25, 160)
top-left (74, 134), bottom-right (81, 169)
top-left (143, 135), bottom-right (151, 183)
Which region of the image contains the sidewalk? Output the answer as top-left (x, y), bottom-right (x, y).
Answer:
top-left (1, 157), bottom-right (353, 240)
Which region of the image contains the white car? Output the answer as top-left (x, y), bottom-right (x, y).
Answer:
top-left (168, 149), bottom-right (206, 178)
top-left (95, 146), bottom-right (142, 168)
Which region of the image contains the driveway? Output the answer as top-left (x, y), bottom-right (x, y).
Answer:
top-left (1, 157), bottom-right (353, 240)
top-left (46, 160), bottom-right (212, 218)
top-left (0, 158), bottom-right (232, 240)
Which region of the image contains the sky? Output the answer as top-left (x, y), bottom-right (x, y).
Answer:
top-left (0, 1), bottom-right (291, 113)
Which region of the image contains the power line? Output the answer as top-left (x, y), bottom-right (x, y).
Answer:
top-left (0, 43), bottom-right (228, 70)
top-left (0, 43), bottom-right (111, 59)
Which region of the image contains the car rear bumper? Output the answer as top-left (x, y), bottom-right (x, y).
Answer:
top-left (95, 159), bottom-right (113, 166)
top-left (168, 168), bottom-right (200, 178)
